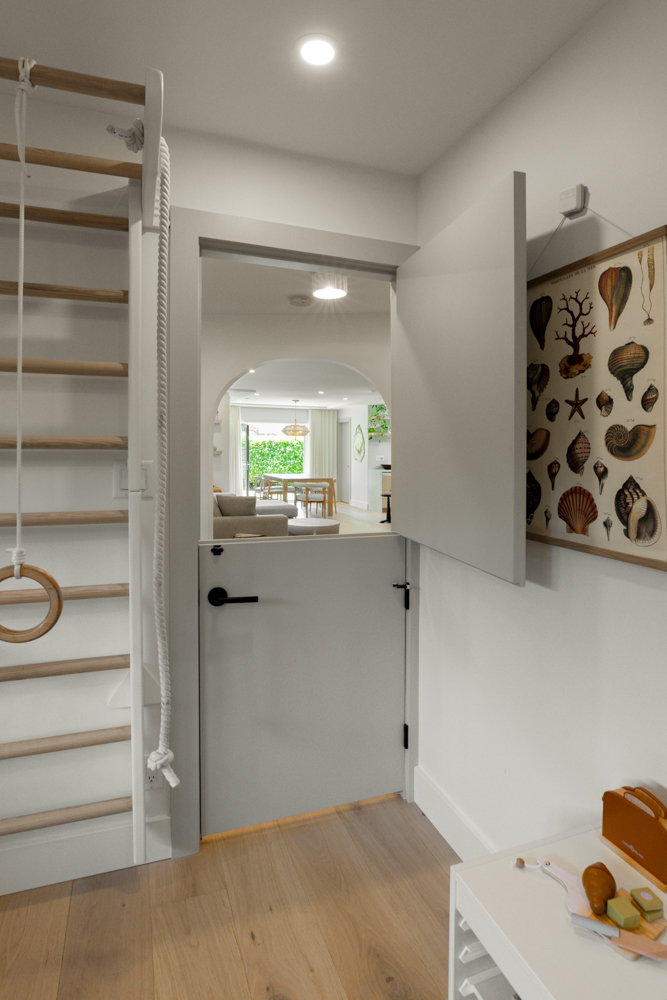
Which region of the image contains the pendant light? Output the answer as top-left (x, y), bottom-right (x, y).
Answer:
top-left (282, 400), bottom-right (309, 438)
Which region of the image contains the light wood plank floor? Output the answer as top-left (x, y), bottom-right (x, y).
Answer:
top-left (0, 794), bottom-right (460, 1000)
top-left (299, 501), bottom-right (393, 535)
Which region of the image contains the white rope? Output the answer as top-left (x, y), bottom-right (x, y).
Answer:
top-left (148, 138), bottom-right (179, 787)
top-left (108, 120), bottom-right (178, 787)
top-left (106, 119), bottom-right (144, 154)
top-left (8, 58), bottom-right (36, 579)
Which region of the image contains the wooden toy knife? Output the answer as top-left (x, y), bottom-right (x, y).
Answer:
top-left (571, 914), bottom-right (667, 961)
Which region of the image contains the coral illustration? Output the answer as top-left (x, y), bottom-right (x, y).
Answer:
top-left (556, 289), bottom-right (596, 379)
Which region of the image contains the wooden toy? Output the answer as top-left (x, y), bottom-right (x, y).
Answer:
top-left (516, 856), bottom-right (667, 961)
top-left (631, 887), bottom-right (664, 922)
top-left (607, 896), bottom-right (641, 929)
top-left (602, 786), bottom-right (667, 891)
top-left (582, 862), bottom-right (617, 915)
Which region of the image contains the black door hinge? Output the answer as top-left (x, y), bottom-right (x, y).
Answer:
top-left (393, 582), bottom-right (410, 610)
top-left (403, 724), bottom-right (409, 750)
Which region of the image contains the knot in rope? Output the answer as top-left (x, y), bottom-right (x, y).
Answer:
top-left (7, 547), bottom-right (26, 580)
top-left (17, 57), bottom-right (36, 92)
top-left (147, 748), bottom-right (180, 788)
top-left (106, 119), bottom-right (144, 153)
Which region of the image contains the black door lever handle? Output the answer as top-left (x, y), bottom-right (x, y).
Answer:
top-left (393, 582), bottom-right (410, 610)
top-left (208, 587), bottom-right (258, 607)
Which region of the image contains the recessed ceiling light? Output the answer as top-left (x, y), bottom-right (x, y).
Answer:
top-left (249, 368), bottom-right (255, 373)
top-left (343, 397), bottom-right (348, 400)
top-left (299, 35), bottom-right (336, 65)
top-left (318, 391), bottom-right (324, 394)
top-left (313, 272), bottom-right (347, 300)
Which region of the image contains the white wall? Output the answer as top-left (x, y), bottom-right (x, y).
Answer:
top-left (414, 0), bottom-right (667, 859)
top-left (201, 313), bottom-right (390, 532)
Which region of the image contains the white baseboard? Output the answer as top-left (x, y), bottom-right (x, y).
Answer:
top-left (414, 765), bottom-right (496, 862)
top-left (349, 499), bottom-right (369, 510)
top-left (0, 814), bottom-right (171, 895)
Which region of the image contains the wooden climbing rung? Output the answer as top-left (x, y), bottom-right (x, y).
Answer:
top-left (0, 201), bottom-right (128, 231)
top-left (0, 280), bottom-right (128, 303)
top-left (0, 435), bottom-right (128, 449)
top-left (0, 356), bottom-right (128, 377)
top-left (0, 582), bottom-right (129, 605)
top-left (0, 725), bottom-right (131, 761)
top-left (0, 796), bottom-right (133, 837)
top-left (0, 510), bottom-right (129, 527)
top-left (0, 653), bottom-right (130, 683)
top-left (0, 57), bottom-right (145, 104)
top-left (0, 143), bottom-right (141, 179)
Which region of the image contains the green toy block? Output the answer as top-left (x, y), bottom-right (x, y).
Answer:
top-left (631, 887), bottom-right (664, 921)
top-left (607, 896), bottom-right (641, 929)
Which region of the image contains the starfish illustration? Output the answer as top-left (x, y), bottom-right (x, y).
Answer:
top-left (565, 387), bottom-right (587, 420)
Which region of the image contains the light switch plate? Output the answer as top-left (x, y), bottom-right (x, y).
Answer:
top-left (112, 460), bottom-right (154, 499)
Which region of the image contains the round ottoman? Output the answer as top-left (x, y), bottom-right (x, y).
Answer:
top-left (288, 518), bottom-right (340, 535)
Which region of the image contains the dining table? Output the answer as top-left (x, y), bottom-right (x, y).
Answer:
top-left (265, 474), bottom-right (336, 515)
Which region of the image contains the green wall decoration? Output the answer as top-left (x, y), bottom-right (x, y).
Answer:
top-left (368, 403), bottom-right (390, 442)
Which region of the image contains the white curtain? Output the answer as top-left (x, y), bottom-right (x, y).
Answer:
top-left (229, 405), bottom-right (243, 495)
top-left (309, 409), bottom-right (338, 478)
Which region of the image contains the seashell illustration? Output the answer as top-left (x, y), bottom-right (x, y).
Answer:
top-left (557, 486), bottom-right (598, 536)
top-left (544, 508), bottom-right (551, 530)
top-left (529, 296), bottom-right (552, 350)
top-left (641, 384), bottom-right (659, 413)
top-left (593, 460), bottom-right (608, 494)
top-left (545, 398), bottom-right (559, 423)
top-left (639, 247), bottom-right (656, 325)
top-left (603, 516), bottom-right (613, 540)
top-left (608, 342), bottom-right (649, 401)
top-left (604, 423), bottom-right (656, 461)
top-left (526, 471), bottom-right (541, 525)
top-left (527, 428), bottom-right (550, 461)
top-left (627, 496), bottom-right (662, 546)
top-left (614, 475), bottom-right (646, 528)
top-left (547, 459), bottom-right (560, 490)
top-left (566, 431), bottom-right (590, 476)
top-left (598, 265), bottom-right (632, 330)
top-left (596, 390), bottom-right (614, 417)
top-left (527, 363), bottom-right (550, 411)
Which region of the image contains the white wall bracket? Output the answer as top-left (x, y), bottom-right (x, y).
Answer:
top-left (559, 184), bottom-right (586, 217)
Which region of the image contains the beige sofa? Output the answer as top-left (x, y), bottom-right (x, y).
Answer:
top-left (212, 494), bottom-right (288, 538)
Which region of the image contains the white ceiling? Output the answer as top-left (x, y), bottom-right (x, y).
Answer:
top-left (2, 0), bottom-right (607, 174)
top-left (229, 358), bottom-right (383, 409)
top-left (202, 257), bottom-right (389, 315)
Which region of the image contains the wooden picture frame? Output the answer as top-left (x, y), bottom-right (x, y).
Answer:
top-left (527, 226), bottom-right (667, 571)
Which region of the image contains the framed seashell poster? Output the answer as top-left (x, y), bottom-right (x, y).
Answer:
top-left (527, 226), bottom-right (667, 570)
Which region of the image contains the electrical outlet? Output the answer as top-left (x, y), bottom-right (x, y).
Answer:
top-left (145, 760), bottom-right (164, 790)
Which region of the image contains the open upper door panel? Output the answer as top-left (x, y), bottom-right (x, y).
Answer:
top-left (391, 172), bottom-right (526, 584)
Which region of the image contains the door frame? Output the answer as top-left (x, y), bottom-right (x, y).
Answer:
top-left (337, 418), bottom-right (351, 503)
top-left (168, 207), bottom-right (418, 856)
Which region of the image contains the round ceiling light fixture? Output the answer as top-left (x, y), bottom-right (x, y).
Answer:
top-left (282, 400), bottom-right (310, 438)
top-left (312, 272), bottom-right (347, 300)
top-left (299, 35), bottom-right (336, 65)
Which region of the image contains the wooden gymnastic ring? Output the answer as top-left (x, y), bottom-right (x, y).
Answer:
top-left (0, 564), bottom-right (63, 643)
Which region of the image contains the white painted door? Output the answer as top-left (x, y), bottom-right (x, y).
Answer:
top-left (391, 172), bottom-right (527, 584)
top-left (199, 533), bottom-right (407, 835)
top-left (337, 419), bottom-right (351, 503)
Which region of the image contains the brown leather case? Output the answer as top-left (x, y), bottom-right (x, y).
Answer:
top-left (602, 786), bottom-right (667, 886)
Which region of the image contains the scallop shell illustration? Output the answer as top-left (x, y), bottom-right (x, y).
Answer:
top-left (566, 430), bottom-right (590, 476)
top-left (527, 363), bottom-right (550, 411)
top-left (545, 398), bottom-right (559, 422)
top-left (598, 265), bottom-right (632, 330)
top-left (547, 459), bottom-right (560, 490)
top-left (627, 496), bottom-right (662, 546)
top-left (593, 460), bottom-right (608, 494)
top-left (603, 516), bottom-right (613, 540)
top-left (604, 423), bottom-right (656, 461)
top-left (641, 384), bottom-right (659, 413)
top-left (544, 508), bottom-right (551, 530)
top-left (529, 296), bottom-right (552, 351)
top-left (596, 390), bottom-right (614, 417)
top-left (527, 428), bottom-right (550, 461)
top-left (614, 475), bottom-right (646, 529)
top-left (526, 471), bottom-right (541, 525)
top-left (557, 486), bottom-right (598, 536)
top-left (607, 342), bottom-right (649, 401)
